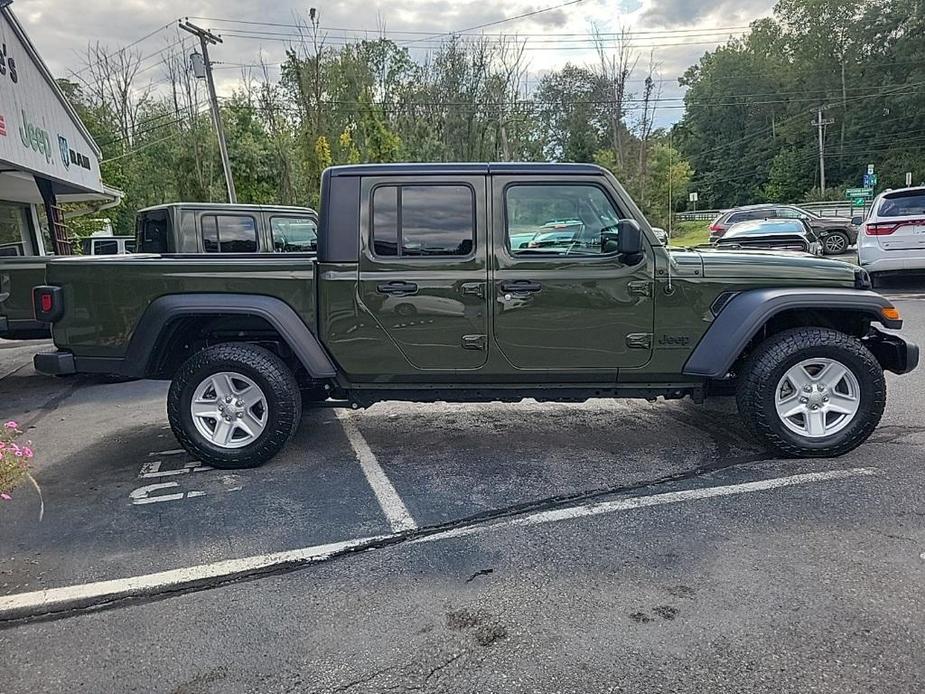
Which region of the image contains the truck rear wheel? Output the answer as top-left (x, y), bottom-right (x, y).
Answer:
top-left (167, 343), bottom-right (302, 469)
top-left (736, 327), bottom-right (885, 457)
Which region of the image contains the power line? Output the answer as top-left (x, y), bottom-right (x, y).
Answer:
top-left (100, 104), bottom-right (212, 162)
top-left (403, 0), bottom-right (586, 45)
top-left (190, 15), bottom-right (750, 38)
top-left (97, 101), bottom-right (206, 149)
top-left (70, 22), bottom-right (174, 78)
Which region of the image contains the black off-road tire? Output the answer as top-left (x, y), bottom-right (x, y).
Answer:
top-left (167, 342), bottom-right (302, 469)
top-left (736, 327), bottom-right (885, 458)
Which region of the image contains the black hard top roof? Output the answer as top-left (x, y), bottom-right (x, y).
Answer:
top-left (326, 162), bottom-right (606, 177)
top-left (137, 202), bottom-right (317, 215)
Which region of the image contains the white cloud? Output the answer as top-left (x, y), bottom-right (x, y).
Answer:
top-left (14, 0), bottom-right (773, 126)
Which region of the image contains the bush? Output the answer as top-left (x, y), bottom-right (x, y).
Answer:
top-left (0, 421), bottom-right (33, 501)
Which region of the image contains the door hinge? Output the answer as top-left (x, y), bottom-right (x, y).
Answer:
top-left (461, 282), bottom-right (485, 299)
top-left (628, 280), bottom-right (652, 297)
top-left (626, 332), bottom-right (652, 349)
top-left (462, 334), bottom-right (486, 351)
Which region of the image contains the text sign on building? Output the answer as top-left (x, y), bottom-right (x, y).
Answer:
top-left (0, 11), bottom-right (103, 193)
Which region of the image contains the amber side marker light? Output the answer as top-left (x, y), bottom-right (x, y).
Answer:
top-left (881, 306), bottom-right (901, 322)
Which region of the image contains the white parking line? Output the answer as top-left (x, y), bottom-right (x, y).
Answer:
top-left (0, 536), bottom-right (385, 619)
top-left (0, 466), bottom-right (875, 620)
top-left (416, 467), bottom-right (877, 543)
top-left (335, 411), bottom-right (418, 532)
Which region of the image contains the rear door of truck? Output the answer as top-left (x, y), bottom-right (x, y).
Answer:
top-left (356, 172), bottom-right (490, 371)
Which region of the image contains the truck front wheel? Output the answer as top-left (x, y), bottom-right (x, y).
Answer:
top-left (167, 343), bottom-right (302, 469)
top-left (736, 327), bottom-right (885, 457)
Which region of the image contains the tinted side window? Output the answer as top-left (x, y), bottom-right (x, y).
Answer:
top-left (372, 184), bottom-right (474, 257)
top-left (202, 215), bottom-right (258, 253)
top-left (505, 184), bottom-right (622, 257)
top-left (93, 240), bottom-right (119, 255)
top-left (400, 185), bottom-right (473, 256)
top-left (202, 215), bottom-right (219, 253)
top-left (138, 211), bottom-right (170, 253)
top-left (271, 216), bottom-right (318, 252)
top-left (372, 186), bottom-right (399, 256)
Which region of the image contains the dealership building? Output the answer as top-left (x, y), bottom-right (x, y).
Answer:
top-left (0, 1), bottom-right (119, 258)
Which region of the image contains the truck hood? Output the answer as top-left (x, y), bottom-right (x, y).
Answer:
top-left (670, 247), bottom-right (858, 285)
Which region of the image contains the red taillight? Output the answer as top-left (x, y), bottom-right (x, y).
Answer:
top-left (866, 223), bottom-right (899, 235)
top-left (709, 223), bottom-right (722, 232)
top-left (33, 285), bottom-right (63, 322)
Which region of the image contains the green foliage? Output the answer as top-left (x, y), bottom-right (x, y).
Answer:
top-left (676, 0), bottom-right (925, 208)
top-left (598, 141), bottom-right (694, 227)
top-left (61, 31), bottom-right (696, 232)
top-left (667, 220), bottom-right (711, 247)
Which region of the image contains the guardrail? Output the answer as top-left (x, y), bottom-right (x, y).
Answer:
top-left (674, 201), bottom-right (866, 223)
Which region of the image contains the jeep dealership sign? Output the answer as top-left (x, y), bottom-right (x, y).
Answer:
top-left (0, 8), bottom-right (103, 193)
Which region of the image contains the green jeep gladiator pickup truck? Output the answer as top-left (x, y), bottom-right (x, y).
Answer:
top-left (32, 163), bottom-right (918, 468)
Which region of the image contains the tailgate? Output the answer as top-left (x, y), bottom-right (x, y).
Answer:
top-left (876, 218), bottom-right (925, 251)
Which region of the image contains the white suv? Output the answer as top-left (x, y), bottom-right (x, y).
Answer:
top-left (858, 186), bottom-right (925, 285)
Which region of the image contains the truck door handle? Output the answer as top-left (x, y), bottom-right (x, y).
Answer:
top-left (377, 281), bottom-right (418, 295)
top-left (500, 280), bottom-right (542, 293)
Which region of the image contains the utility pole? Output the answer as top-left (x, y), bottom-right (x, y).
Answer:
top-left (180, 20), bottom-right (237, 203)
top-left (813, 106), bottom-right (834, 192)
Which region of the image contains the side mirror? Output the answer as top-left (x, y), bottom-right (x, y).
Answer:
top-left (616, 219), bottom-right (643, 262)
top-left (651, 227), bottom-right (668, 245)
top-left (850, 216), bottom-right (862, 226)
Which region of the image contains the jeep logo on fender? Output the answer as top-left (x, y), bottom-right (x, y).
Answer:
top-left (658, 334), bottom-right (690, 348)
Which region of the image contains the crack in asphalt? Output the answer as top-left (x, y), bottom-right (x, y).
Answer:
top-left (14, 376), bottom-right (89, 431)
top-left (0, 444), bottom-right (771, 628)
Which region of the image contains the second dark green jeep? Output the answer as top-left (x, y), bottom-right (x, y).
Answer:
top-left (33, 163), bottom-right (918, 468)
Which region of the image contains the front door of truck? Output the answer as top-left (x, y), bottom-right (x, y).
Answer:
top-left (357, 175), bottom-right (489, 371)
top-left (491, 176), bottom-right (655, 371)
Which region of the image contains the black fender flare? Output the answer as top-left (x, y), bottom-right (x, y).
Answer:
top-left (682, 288), bottom-right (901, 378)
top-left (124, 293), bottom-right (337, 379)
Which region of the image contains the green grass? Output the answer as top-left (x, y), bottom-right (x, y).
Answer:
top-left (666, 220), bottom-right (711, 247)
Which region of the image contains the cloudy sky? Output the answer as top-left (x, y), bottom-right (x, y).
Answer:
top-left (16, 0), bottom-right (775, 127)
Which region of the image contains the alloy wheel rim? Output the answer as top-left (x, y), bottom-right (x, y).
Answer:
top-left (824, 234), bottom-right (847, 253)
top-left (190, 372), bottom-right (268, 449)
top-left (774, 357), bottom-right (860, 439)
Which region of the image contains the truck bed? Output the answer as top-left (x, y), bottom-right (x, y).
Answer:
top-left (46, 254), bottom-right (318, 359)
top-left (0, 256), bottom-right (51, 339)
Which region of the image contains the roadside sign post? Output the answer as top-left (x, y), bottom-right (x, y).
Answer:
top-left (846, 187), bottom-right (873, 213)
top-left (907, 172), bottom-right (913, 187)
top-left (688, 191), bottom-right (698, 212)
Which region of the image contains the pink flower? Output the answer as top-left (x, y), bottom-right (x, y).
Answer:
top-left (0, 493), bottom-right (11, 501)
top-left (10, 443), bottom-right (21, 456)
top-left (22, 447), bottom-right (33, 459)
top-left (4, 421), bottom-right (17, 429)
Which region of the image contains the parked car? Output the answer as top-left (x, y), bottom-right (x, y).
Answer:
top-left (0, 203), bottom-right (320, 341)
top-left (80, 235), bottom-right (135, 255)
top-left (136, 203), bottom-right (318, 254)
top-left (709, 204), bottom-right (857, 255)
top-left (33, 163), bottom-right (916, 469)
top-left (857, 186), bottom-right (925, 286)
top-left (712, 219), bottom-right (823, 255)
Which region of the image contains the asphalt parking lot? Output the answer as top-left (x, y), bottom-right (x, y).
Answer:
top-left (1, 278), bottom-right (924, 693)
